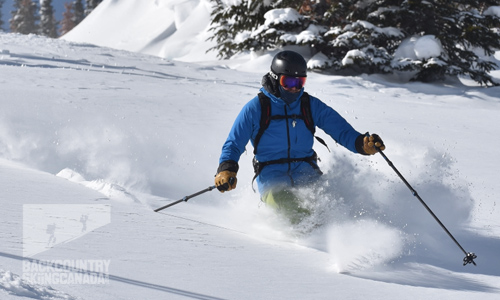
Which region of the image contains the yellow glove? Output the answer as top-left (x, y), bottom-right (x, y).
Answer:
top-left (215, 171), bottom-right (237, 192)
top-left (363, 134), bottom-right (385, 155)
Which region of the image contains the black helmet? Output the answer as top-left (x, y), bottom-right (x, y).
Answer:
top-left (270, 51), bottom-right (307, 77)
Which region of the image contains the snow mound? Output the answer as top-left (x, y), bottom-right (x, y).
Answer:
top-left (0, 270), bottom-right (76, 300)
top-left (57, 168), bottom-right (140, 204)
top-left (394, 35), bottom-right (443, 60)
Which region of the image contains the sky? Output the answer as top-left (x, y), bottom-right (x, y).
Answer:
top-left (1, 0), bottom-right (500, 299)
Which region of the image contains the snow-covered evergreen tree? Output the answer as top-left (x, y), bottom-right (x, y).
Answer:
top-left (40, 0), bottom-right (58, 38)
top-left (73, 0), bottom-right (85, 25)
top-left (209, 0), bottom-right (500, 86)
top-left (60, 2), bottom-right (75, 36)
top-left (60, 0), bottom-right (84, 35)
top-left (360, 0), bottom-right (500, 85)
top-left (10, 0), bottom-right (39, 35)
top-left (85, 0), bottom-right (102, 16)
top-left (209, 1), bottom-right (314, 58)
top-left (0, 0), bottom-right (5, 31)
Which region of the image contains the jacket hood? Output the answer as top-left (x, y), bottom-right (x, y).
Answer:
top-left (261, 72), bottom-right (280, 97)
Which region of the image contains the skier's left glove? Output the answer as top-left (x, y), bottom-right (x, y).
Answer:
top-left (363, 133), bottom-right (385, 155)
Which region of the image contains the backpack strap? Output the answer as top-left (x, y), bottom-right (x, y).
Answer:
top-left (300, 93), bottom-right (330, 152)
top-left (300, 92), bottom-right (315, 135)
top-left (253, 93), bottom-right (271, 155)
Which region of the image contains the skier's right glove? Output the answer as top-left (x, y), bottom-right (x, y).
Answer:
top-left (215, 171), bottom-right (237, 192)
top-left (215, 160), bottom-right (239, 192)
top-left (363, 133), bottom-right (385, 155)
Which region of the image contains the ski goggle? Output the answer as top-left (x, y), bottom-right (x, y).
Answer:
top-left (279, 75), bottom-right (306, 91)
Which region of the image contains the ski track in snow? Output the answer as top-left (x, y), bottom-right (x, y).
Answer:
top-left (1, 32), bottom-right (500, 299)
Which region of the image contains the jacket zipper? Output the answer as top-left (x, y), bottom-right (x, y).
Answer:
top-left (284, 105), bottom-right (294, 186)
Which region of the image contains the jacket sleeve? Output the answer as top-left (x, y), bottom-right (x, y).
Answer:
top-left (218, 97), bottom-right (260, 168)
top-left (310, 96), bottom-right (364, 154)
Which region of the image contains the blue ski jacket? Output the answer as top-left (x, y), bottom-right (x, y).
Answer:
top-left (219, 85), bottom-right (363, 195)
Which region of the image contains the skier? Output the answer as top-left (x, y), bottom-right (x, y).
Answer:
top-left (214, 50), bottom-right (385, 222)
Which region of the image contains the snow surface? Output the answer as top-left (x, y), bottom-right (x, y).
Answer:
top-left (1, 0), bottom-right (500, 299)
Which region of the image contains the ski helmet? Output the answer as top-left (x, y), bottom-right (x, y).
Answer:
top-left (270, 51), bottom-right (307, 77)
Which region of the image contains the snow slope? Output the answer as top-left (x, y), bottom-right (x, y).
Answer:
top-left (1, 0), bottom-right (500, 298)
top-left (62, 0), bottom-right (217, 63)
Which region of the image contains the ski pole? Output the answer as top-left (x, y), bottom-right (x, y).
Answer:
top-left (154, 185), bottom-right (216, 212)
top-left (154, 177), bottom-right (235, 212)
top-left (376, 148), bottom-right (477, 266)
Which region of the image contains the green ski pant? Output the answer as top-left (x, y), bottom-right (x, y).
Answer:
top-left (261, 189), bottom-right (311, 224)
